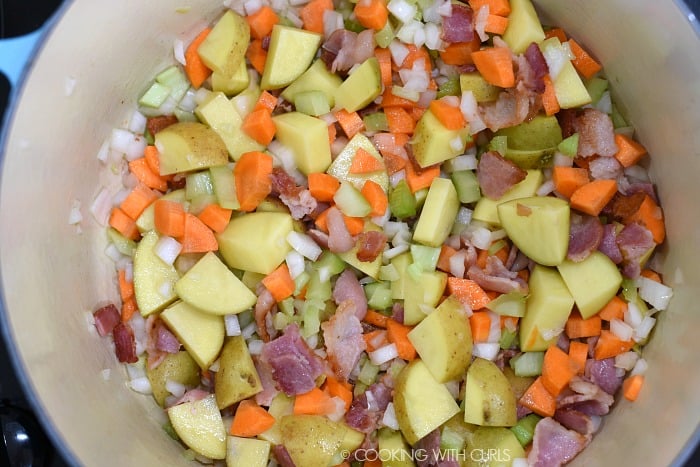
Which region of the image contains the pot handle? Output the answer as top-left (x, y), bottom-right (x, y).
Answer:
top-left (0, 29), bottom-right (43, 89)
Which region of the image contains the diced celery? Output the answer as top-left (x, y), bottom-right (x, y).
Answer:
top-left (488, 240), bottom-right (507, 255)
top-left (414, 187), bottom-right (429, 210)
top-left (241, 270), bottom-right (265, 291)
top-left (500, 328), bottom-right (518, 349)
top-left (185, 171), bottom-right (214, 200)
top-left (107, 227), bottom-right (137, 257)
top-left (334, 182), bottom-right (372, 217)
top-left (557, 133), bottom-right (579, 157)
top-left (374, 19), bottom-right (395, 48)
top-left (406, 262), bottom-right (423, 282)
top-left (489, 135), bottom-right (508, 155)
top-left (209, 165), bottom-right (240, 210)
top-left (156, 66), bottom-right (190, 102)
top-left (611, 103), bottom-right (628, 128)
top-left (294, 270), bottom-right (310, 296)
top-left (510, 414), bottom-right (541, 447)
top-left (294, 90), bottom-right (331, 116)
top-left (486, 291), bottom-right (527, 317)
top-left (366, 281), bottom-right (393, 310)
top-left (238, 309), bottom-right (254, 329)
top-left (187, 194), bottom-right (217, 214)
top-left (139, 82), bottom-right (171, 108)
top-left (273, 311), bottom-right (292, 331)
top-left (306, 270), bottom-right (332, 302)
top-left (510, 351), bottom-right (544, 377)
top-left (363, 112), bottom-right (389, 132)
top-left (173, 108), bottom-right (197, 122)
top-left (440, 425), bottom-right (466, 451)
top-left (389, 180), bottom-right (417, 219)
top-left (354, 381), bottom-right (368, 397)
top-left (621, 278), bottom-right (638, 303)
top-left (409, 244), bottom-right (440, 272)
top-left (391, 85), bottom-right (420, 102)
top-left (379, 263), bottom-right (400, 282)
top-left (585, 77), bottom-right (608, 105)
top-left (314, 251), bottom-right (346, 280)
top-left (358, 360), bottom-right (380, 386)
top-left (451, 170), bottom-right (481, 204)
top-left (302, 301), bottom-right (323, 337)
top-left (278, 297), bottom-right (295, 316)
top-left (437, 75), bottom-right (461, 99)
top-left (344, 19), bottom-right (364, 33)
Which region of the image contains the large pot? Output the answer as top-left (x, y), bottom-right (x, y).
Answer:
top-left (1, 0), bottom-right (699, 465)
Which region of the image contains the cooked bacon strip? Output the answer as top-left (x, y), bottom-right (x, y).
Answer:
top-left (356, 230), bottom-right (387, 263)
top-left (567, 214), bottom-right (603, 262)
top-left (442, 4), bottom-right (474, 43)
top-left (94, 303), bottom-right (120, 337)
top-left (554, 408), bottom-right (600, 437)
top-left (254, 356), bottom-right (279, 407)
top-left (170, 388), bottom-right (209, 407)
top-left (345, 381), bottom-right (392, 433)
top-left (333, 269), bottom-right (368, 320)
top-left (270, 168), bottom-right (317, 220)
top-left (414, 428), bottom-right (460, 467)
top-left (480, 85), bottom-right (532, 132)
top-left (254, 286), bottom-right (277, 342)
top-left (468, 256), bottom-right (528, 294)
top-left (617, 222), bottom-right (655, 278)
top-left (527, 417), bottom-right (590, 467)
top-left (558, 377), bottom-right (615, 416)
top-left (307, 228), bottom-right (330, 249)
top-left (589, 156), bottom-right (623, 180)
top-left (523, 42), bottom-right (548, 93)
top-left (321, 29), bottom-right (375, 73)
top-left (391, 302), bottom-right (405, 324)
top-left (477, 151), bottom-right (527, 199)
top-left (574, 108), bottom-right (618, 158)
top-left (584, 358), bottom-right (623, 395)
top-left (598, 223), bottom-right (623, 264)
top-left (272, 445), bottom-right (297, 467)
top-left (113, 322), bottom-right (138, 363)
top-left (327, 206), bottom-right (355, 253)
top-left (322, 300), bottom-right (366, 381)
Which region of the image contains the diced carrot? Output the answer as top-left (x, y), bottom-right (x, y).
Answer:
top-left (335, 109), bottom-right (365, 139)
top-left (568, 38), bottom-right (602, 79)
top-left (519, 377), bottom-right (556, 418)
top-left (128, 157), bottom-right (168, 192)
top-left (437, 245), bottom-right (458, 272)
top-left (471, 47), bottom-right (515, 88)
top-left (375, 47), bottom-right (393, 88)
top-left (144, 145), bottom-right (162, 176)
top-left (569, 179), bottom-right (618, 216)
top-left (541, 345), bottom-right (579, 396)
top-left (354, 0), bottom-right (389, 31)
top-left (118, 269), bottom-right (135, 302)
top-left (541, 74), bottom-right (560, 116)
top-left (429, 99), bottom-right (467, 130)
top-left (242, 108), bottom-right (277, 145)
top-left (447, 277), bottom-right (491, 310)
top-left (485, 14), bottom-right (509, 35)
top-left (255, 91), bottom-right (278, 113)
top-left (382, 152), bottom-right (407, 175)
top-left (400, 45), bottom-right (432, 72)
top-left (565, 311), bottom-right (602, 339)
top-left (363, 329), bottom-right (388, 352)
top-left (381, 88), bottom-right (416, 109)
top-left (328, 122), bottom-right (338, 145)
top-left (109, 207), bottom-right (140, 240)
top-left (622, 374), bottom-right (644, 401)
top-left (500, 315), bottom-right (518, 331)
top-left (544, 27), bottom-right (568, 42)
top-left (120, 296), bottom-right (138, 323)
top-left (350, 148), bottom-right (384, 174)
top-left (230, 399), bottom-right (276, 437)
top-left (384, 106), bottom-right (415, 134)
top-left (468, 0), bottom-right (511, 16)
top-left (597, 295), bottom-right (628, 322)
top-left (262, 263), bottom-right (296, 302)
top-left (234, 151), bottom-right (273, 212)
top-left (469, 311), bottom-right (492, 343)
top-left (404, 161), bottom-right (439, 193)
top-left (246, 39), bottom-right (267, 74)
top-left (568, 340), bottom-right (589, 375)
top-left (363, 460), bottom-right (382, 467)
top-left (626, 194), bottom-right (665, 244)
top-left (246, 6), bottom-right (279, 40)
top-left (410, 106), bottom-right (427, 121)
top-left (593, 330), bottom-right (634, 360)
top-left (361, 180), bottom-right (388, 217)
top-left (364, 309), bottom-right (390, 328)
top-left (179, 213), bottom-right (218, 253)
top-left (308, 172), bottom-right (340, 202)
top-left (552, 166), bottom-right (590, 199)
top-left (197, 203), bottom-right (232, 233)
top-left (294, 387), bottom-right (336, 415)
top-left (438, 38), bottom-right (480, 66)
top-left (475, 248), bottom-right (489, 269)
top-left (386, 319), bottom-right (416, 361)
top-left (120, 183), bottom-right (158, 220)
top-left (300, 0), bottom-right (333, 34)
top-left (184, 28), bottom-right (212, 89)
top-left (613, 133), bottom-right (647, 168)
top-left (640, 268), bottom-right (662, 283)
top-left (154, 199), bottom-right (187, 238)
top-left (324, 376), bottom-right (353, 411)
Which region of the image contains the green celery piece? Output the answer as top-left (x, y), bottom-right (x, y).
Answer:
top-left (489, 135), bottom-right (508, 155)
top-left (363, 112), bottom-right (389, 132)
top-left (156, 66), bottom-right (190, 102)
top-left (187, 194), bottom-right (217, 214)
top-left (511, 414), bottom-right (541, 446)
top-left (139, 81), bottom-right (171, 108)
top-left (409, 244), bottom-right (440, 272)
top-left (294, 271), bottom-right (310, 296)
top-left (358, 360), bottom-right (380, 385)
top-left (314, 251), bottom-right (346, 279)
top-left (185, 171), bottom-right (214, 200)
top-left (436, 75), bottom-right (461, 99)
top-left (451, 170), bottom-right (481, 204)
top-left (344, 19), bottom-right (364, 33)
top-left (510, 351), bottom-right (544, 377)
top-left (209, 165), bottom-right (240, 210)
top-left (278, 298), bottom-right (295, 316)
top-left (365, 282), bottom-right (393, 310)
top-left (500, 328), bottom-right (518, 349)
top-left (557, 133), bottom-right (579, 157)
top-left (294, 90), bottom-right (331, 116)
top-left (107, 228), bottom-right (137, 256)
top-left (611, 103), bottom-right (628, 128)
top-left (440, 425), bottom-right (466, 451)
top-left (486, 291), bottom-right (527, 317)
top-left (390, 179), bottom-right (417, 219)
top-left (391, 85), bottom-right (420, 102)
top-left (173, 108), bottom-right (197, 123)
top-left (334, 182), bottom-right (372, 217)
top-left (374, 20), bottom-right (395, 48)
top-left (273, 311), bottom-right (292, 331)
top-left (302, 300), bottom-right (323, 337)
top-left (306, 269), bottom-right (332, 302)
top-left (585, 77), bottom-right (608, 105)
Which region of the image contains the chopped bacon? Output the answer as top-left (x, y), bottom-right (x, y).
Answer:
top-left (467, 256), bottom-right (528, 294)
top-left (307, 228), bottom-right (330, 249)
top-left (477, 151), bottom-right (527, 199)
top-left (270, 168), bottom-right (317, 220)
top-left (480, 84), bottom-right (533, 132)
top-left (356, 231), bottom-right (387, 262)
top-left (327, 206), bottom-right (355, 253)
top-left (261, 324), bottom-right (324, 396)
top-left (254, 356), bottom-right (279, 407)
top-left (391, 302), bottom-right (405, 324)
top-left (606, 191), bottom-right (646, 223)
top-left (527, 417), bottom-right (590, 467)
top-left (523, 42), bottom-right (548, 93)
top-left (322, 300), bottom-right (367, 381)
top-left (557, 109), bottom-right (578, 138)
top-left (272, 445), bottom-right (297, 467)
top-left (171, 388), bottom-right (209, 407)
top-left (617, 222), bottom-right (655, 278)
top-left (598, 223), bottom-right (623, 264)
top-left (589, 156), bottom-right (623, 180)
top-left (113, 322), bottom-right (138, 363)
top-left (345, 381), bottom-right (392, 433)
top-left (558, 377), bottom-right (614, 416)
top-left (94, 303), bottom-right (120, 337)
top-left (333, 269), bottom-right (368, 320)
top-left (554, 408), bottom-right (600, 437)
top-left (584, 358), bottom-right (623, 395)
top-left (567, 214), bottom-right (603, 262)
top-left (146, 115), bottom-right (178, 136)
top-left (255, 286), bottom-right (277, 342)
top-left (321, 29), bottom-right (375, 74)
top-left (442, 4), bottom-right (474, 43)
top-left (574, 108), bottom-right (618, 158)
top-left (415, 428), bottom-right (459, 467)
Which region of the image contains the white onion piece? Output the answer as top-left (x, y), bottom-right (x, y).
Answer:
top-left (101, 369), bottom-right (111, 381)
top-left (326, 397), bottom-right (348, 422)
top-left (242, 321), bottom-right (257, 339)
top-left (178, 88), bottom-right (198, 112)
top-left (225, 314), bottom-right (242, 337)
top-left (287, 230), bottom-right (323, 261)
top-left (104, 243), bottom-right (124, 263)
top-left (624, 301), bottom-right (644, 328)
top-left (469, 226), bottom-right (492, 250)
top-left (553, 151), bottom-right (574, 167)
top-left (68, 199), bottom-right (83, 225)
top-left (595, 91), bottom-right (612, 114)
top-left (630, 357), bottom-right (648, 376)
top-left (158, 281), bottom-right (173, 299)
top-left (96, 140), bottom-right (110, 163)
top-left (536, 180), bottom-right (555, 196)
top-left (615, 351), bottom-right (639, 371)
top-left (623, 164), bottom-right (649, 182)
top-left (286, 10), bottom-right (303, 28)
top-left (387, 0), bottom-right (417, 24)
top-left (474, 5), bottom-right (490, 42)
top-left (323, 10), bottom-right (344, 39)
top-left (512, 458), bottom-right (529, 467)
top-left (450, 154), bottom-right (477, 171)
top-left (382, 402), bottom-right (400, 430)
top-left (243, 0), bottom-right (263, 15)
top-left (173, 39), bottom-right (186, 66)
top-left (165, 379), bottom-right (187, 398)
top-left (154, 236), bottom-right (182, 266)
top-left (369, 343), bottom-right (399, 365)
top-left (636, 276), bottom-right (673, 311)
top-left (389, 39), bottom-right (410, 67)
top-left (472, 342), bottom-right (500, 361)
top-left (248, 339), bottom-right (265, 356)
top-left (126, 362), bottom-right (146, 380)
top-left (129, 376), bottom-right (153, 394)
top-left (285, 250), bottom-right (306, 279)
top-left (129, 110), bottom-right (147, 134)
top-left (633, 315), bottom-right (656, 342)
top-left (460, 90), bottom-right (487, 134)
top-left (449, 250), bottom-right (467, 279)
top-left (487, 311), bottom-right (501, 343)
top-left (610, 318), bottom-right (634, 342)
top-left (425, 23), bottom-right (442, 51)
top-left (437, 0), bottom-right (452, 16)
top-left (130, 313), bottom-right (148, 356)
top-left (456, 206), bottom-right (473, 226)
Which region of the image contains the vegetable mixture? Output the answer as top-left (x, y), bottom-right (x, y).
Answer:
top-left (92, 0), bottom-right (674, 465)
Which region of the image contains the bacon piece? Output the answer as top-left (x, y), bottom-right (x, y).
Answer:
top-left (607, 192), bottom-right (646, 223)
top-left (272, 445), bottom-right (297, 467)
top-left (477, 151), bottom-right (527, 200)
top-left (414, 428), bottom-right (460, 467)
top-left (442, 4), bottom-right (474, 43)
top-left (558, 377), bottom-right (614, 416)
top-left (523, 42), bottom-right (548, 93)
top-left (345, 382), bottom-right (392, 433)
top-left (146, 115), bottom-right (178, 136)
top-left (584, 358), bottom-right (623, 395)
top-left (333, 269), bottom-right (368, 320)
top-left (327, 206), bottom-right (355, 253)
top-left (574, 108), bottom-right (618, 158)
top-left (307, 228), bottom-right (330, 249)
top-left (617, 222), bottom-right (655, 278)
top-left (113, 322), bottom-right (138, 363)
top-left (270, 168), bottom-right (317, 220)
top-left (589, 156), bottom-right (623, 180)
top-left (554, 408), bottom-right (600, 436)
top-left (253, 356), bottom-right (278, 407)
top-left (170, 388), bottom-right (209, 407)
top-left (527, 417), bottom-right (590, 467)
top-left (567, 214), bottom-right (603, 262)
top-left (598, 223), bottom-right (623, 264)
top-left (321, 29), bottom-right (375, 74)
top-left (322, 300), bottom-right (367, 381)
top-left (467, 256), bottom-right (528, 294)
top-left (261, 324), bottom-right (324, 396)
top-left (356, 231), bottom-right (387, 263)
top-left (480, 85), bottom-right (533, 131)
top-left (254, 287), bottom-right (277, 342)
top-left (94, 303), bottom-right (120, 337)
top-left (391, 302), bottom-right (405, 324)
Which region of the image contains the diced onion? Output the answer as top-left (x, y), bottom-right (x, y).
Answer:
top-left (623, 164), bottom-right (650, 182)
top-left (225, 314), bottom-right (242, 337)
top-left (323, 10), bottom-right (344, 39)
top-left (242, 322), bottom-right (257, 339)
top-left (460, 91), bottom-right (487, 134)
top-left (610, 318), bottom-right (634, 342)
top-left (128, 110), bottom-right (148, 134)
top-left (243, 0), bottom-right (263, 15)
top-left (624, 301), bottom-right (644, 328)
top-left (101, 369), bottom-right (111, 381)
top-left (469, 226), bottom-right (492, 250)
top-left (633, 315), bottom-right (656, 342)
top-left (178, 88), bottom-right (198, 112)
top-left (630, 357), bottom-right (648, 376)
top-left (158, 281), bottom-right (173, 299)
top-left (154, 235), bottom-right (182, 266)
top-left (326, 397), bottom-right (347, 422)
top-left (173, 39), bottom-right (186, 66)
top-left (369, 343), bottom-right (399, 365)
top-left (383, 244), bottom-right (410, 261)
top-left (449, 136), bottom-right (464, 152)
top-left (130, 314), bottom-right (148, 356)
top-left (472, 342), bottom-right (500, 361)
top-left (104, 243), bottom-right (124, 263)
top-left (96, 140), bottom-right (110, 163)
top-left (449, 250), bottom-right (467, 279)
top-left (389, 40), bottom-right (410, 67)
top-left (614, 351), bottom-right (639, 371)
top-left (437, 0), bottom-right (452, 16)
top-left (537, 180), bottom-right (555, 196)
top-left (553, 151), bottom-right (574, 167)
top-left (382, 402), bottom-right (400, 430)
top-left (512, 458), bottom-right (529, 467)
top-left (165, 379), bottom-right (187, 398)
top-left (456, 206), bottom-right (473, 225)
top-left (487, 311), bottom-right (501, 343)
top-left (68, 199), bottom-right (83, 225)
top-left (287, 230), bottom-right (323, 261)
top-left (451, 154), bottom-right (477, 171)
top-left (129, 376), bottom-right (153, 394)
top-left (248, 339), bottom-right (264, 356)
top-left (424, 21), bottom-right (442, 50)
top-left (387, 0), bottom-right (417, 24)
top-left (474, 5), bottom-right (490, 42)
top-left (636, 276), bottom-right (673, 311)
top-left (285, 251), bottom-right (306, 279)
top-left (595, 91), bottom-right (612, 114)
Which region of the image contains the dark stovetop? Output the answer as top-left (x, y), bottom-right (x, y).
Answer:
top-left (1, 1), bottom-right (700, 466)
